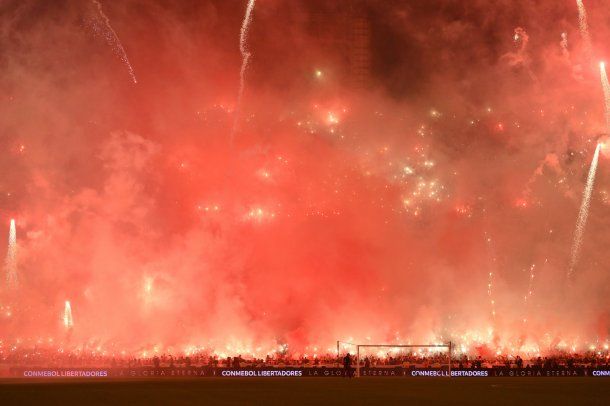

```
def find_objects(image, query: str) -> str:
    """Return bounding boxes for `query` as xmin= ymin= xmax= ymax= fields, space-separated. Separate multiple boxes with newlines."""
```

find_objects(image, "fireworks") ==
xmin=4 ymin=0 xmax=610 ymax=360
xmin=91 ymin=0 xmax=137 ymax=83
xmin=63 ymin=301 xmax=74 ymax=329
xmin=524 ymin=264 xmax=536 ymax=304
xmin=576 ymin=0 xmax=593 ymax=61
xmin=513 ymin=27 xmax=528 ymax=48
xmin=560 ymin=32 xmax=570 ymax=60
xmin=503 ymin=27 xmax=536 ymax=80
xmin=483 ymin=232 xmax=497 ymax=320
xmin=567 ymin=143 xmax=601 ymax=280
xmin=523 ymin=263 xmax=537 ymax=324
xmin=4 ymin=219 xmax=17 ymax=290
xmin=245 ymin=206 xmax=277 ymax=223
xmin=565 ymin=63 xmax=610 ymax=279
xmin=231 ymin=0 xmax=256 ymax=140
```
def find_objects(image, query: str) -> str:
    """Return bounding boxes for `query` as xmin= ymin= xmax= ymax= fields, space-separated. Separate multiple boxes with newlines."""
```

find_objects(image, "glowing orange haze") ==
xmin=2 ymin=0 xmax=610 ymax=358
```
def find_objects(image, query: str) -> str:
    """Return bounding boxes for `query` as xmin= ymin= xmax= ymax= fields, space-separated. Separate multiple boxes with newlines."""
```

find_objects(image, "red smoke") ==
xmin=1 ymin=0 xmax=610 ymax=357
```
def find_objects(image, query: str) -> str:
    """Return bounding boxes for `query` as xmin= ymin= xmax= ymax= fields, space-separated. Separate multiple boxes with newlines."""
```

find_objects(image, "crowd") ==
xmin=1 ymin=347 xmax=610 ymax=369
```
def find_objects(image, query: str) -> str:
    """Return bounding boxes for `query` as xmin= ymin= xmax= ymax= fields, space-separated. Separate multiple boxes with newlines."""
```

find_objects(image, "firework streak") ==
xmin=92 ymin=0 xmax=137 ymax=83
xmin=4 ymin=219 xmax=17 ymax=290
xmin=230 ymin=0 xmax=256 ymax=140
xmin=567 ymin=144 xmax=601 ymax=279
xmin=576 ymin=0 xmax=593 ymax=61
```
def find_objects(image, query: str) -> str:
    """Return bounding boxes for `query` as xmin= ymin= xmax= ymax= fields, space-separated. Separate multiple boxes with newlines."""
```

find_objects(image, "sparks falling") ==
xmin=522 ymin=263 xmax=537 ymax=324
xmin=230 ymin=0 xmax=256 ymax=139
xmin=483 ymin=231 xmax=497 ymax=319
xmin=576 ymin=0 xmax=593 ymax=61
xmin=566 ymin=63 xmax=610 ymax=277
xmin=560 ymin=32 xmax=570 ymax=60
xmin=4 ymin=219 xmax=17 ymax=290
xmin=524 ymin=264 xmax=536 ymax=305
xmin=63 ymin=300 xmax=74 ymax=328
xmin=567 ymin=143 xmax=601 ymax=280
xmin=92 ymin=0 xmax=137 ymax=84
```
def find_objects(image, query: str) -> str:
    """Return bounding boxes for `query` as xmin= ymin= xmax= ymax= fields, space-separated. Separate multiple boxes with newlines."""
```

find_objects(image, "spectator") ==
xmin=343 ymin=353 xmax=352 ymax=378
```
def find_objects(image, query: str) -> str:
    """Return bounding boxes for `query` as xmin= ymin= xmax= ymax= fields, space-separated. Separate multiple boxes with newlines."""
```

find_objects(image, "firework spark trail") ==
xmin=92 ymin=0 xmax=137 ymax=84
xmin=63 ymin=300 xmax=74 ymax=328
xmin=524 ymin=264 xmax=536 ymax=304
xmin=576 ymin=0 xmax=593 ymax=61
xmin=560 ymin=32 xmax=570 ymax=60
xmin=568 ymin=143 xmax=602 ymax=279
xmin=483 ymin=231 xmax=497 ymax=319
xmin=566 ymin=65 xmax=610 ymax=277
xmin=600 ymin=62 xmax=610 ymax=129
xmin=522 ymin=263 xmax=537 ymax=324
xmin=4 ymin=219 xmax=17 ymax=290
xmin=230 ymin=0 xmax=256 ymax=140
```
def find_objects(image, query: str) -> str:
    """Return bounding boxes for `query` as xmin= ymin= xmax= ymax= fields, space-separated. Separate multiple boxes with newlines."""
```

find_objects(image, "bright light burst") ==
xmin=4 ymin=219 xmax=17 ymax=290
xmin=63 ymin=301 xmax=74 ymax=329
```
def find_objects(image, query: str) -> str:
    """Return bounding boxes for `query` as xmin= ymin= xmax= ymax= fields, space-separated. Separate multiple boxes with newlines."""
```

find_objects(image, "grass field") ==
xmin=1 ymin=377 xmax=610 ymax=405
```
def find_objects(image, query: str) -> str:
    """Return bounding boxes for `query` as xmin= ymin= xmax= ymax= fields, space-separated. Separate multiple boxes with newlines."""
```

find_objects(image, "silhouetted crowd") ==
xmin=2 ymin=348 xmax=610 ymax=370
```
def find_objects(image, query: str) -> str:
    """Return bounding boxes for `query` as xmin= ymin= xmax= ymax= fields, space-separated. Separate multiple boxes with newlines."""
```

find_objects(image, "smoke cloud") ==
xmin=1 ymin=0 xmax=610 ymax=356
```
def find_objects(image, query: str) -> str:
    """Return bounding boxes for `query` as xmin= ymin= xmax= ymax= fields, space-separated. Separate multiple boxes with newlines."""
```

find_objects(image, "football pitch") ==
xmin=1 ymin=377 xmax=610 ymax=405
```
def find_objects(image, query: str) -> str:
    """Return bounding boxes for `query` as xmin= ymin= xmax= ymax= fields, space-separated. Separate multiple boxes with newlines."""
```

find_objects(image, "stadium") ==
xmin=2 ymin=0 xmax=610 ymax=404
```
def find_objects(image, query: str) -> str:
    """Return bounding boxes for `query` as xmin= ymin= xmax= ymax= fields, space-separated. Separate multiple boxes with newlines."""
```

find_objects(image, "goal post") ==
xmin=354 ymin=342 xmax=453 ymax=377
xmin=336 ymin=341 xmax=357 ymax=367
xmin=336 ymin=341 xmax=356 ymax=357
